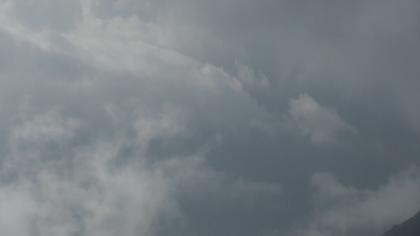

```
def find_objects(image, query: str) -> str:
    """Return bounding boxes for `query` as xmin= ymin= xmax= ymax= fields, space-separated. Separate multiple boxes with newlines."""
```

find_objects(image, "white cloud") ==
xmin=287 ymin=94 xmax=357 ymax=145
xmin=4 ymin=110 xmax=81 ymax=178
xmin=134 ymin=108 xmax=186 ymax=149
xmin=0 ymin=138 xmax=181 ymax=236
xmin=0 ymin=3 xmax=280 ymax=235
xmin=297 ymin=167 xmax=420 ymax=236
xmin=0 ymin=1 xmax=419 ymax=235
xmin=0 ymin=107 xmax=282 ymax=236
xmin=10 ymin=109 xmax=80 ymax=145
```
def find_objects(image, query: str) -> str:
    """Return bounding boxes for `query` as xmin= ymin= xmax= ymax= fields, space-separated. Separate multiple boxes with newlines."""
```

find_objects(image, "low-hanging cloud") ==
xmin=0 ymin=1 xmax=282 ymax=235
xmin=286 ymin=93 xmax=357 ymax=145
xmin=0 ymin=0 xmax=419 ymax=235
xmin=296 ymin=167 xmax=420 ymax=236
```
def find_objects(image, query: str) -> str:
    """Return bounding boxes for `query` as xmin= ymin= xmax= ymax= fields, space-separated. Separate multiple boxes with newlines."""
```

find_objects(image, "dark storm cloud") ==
xmin=0 ymin=0 xmax=419 ymax=236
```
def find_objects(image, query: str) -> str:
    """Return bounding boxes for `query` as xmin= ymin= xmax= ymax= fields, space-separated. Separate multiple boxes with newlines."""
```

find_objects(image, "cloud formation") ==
xmin=287 ymin=94 xmax=357 ymax=145
xmin=0 ymin=0 xmax=419 ymax=235
xmin=0 ymin=106 xmax=281 ymax=236
xmin=297 ymin=167 xmax=420 ymax=236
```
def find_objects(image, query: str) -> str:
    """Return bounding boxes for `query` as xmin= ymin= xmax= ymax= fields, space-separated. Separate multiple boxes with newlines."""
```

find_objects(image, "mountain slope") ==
xmin=383 ymin=211 xmax=420 ymax=236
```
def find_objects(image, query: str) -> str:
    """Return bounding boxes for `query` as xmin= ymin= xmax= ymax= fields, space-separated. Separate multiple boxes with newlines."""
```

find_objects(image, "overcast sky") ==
xmin=0 ymin=0 xmax=420 ymax=235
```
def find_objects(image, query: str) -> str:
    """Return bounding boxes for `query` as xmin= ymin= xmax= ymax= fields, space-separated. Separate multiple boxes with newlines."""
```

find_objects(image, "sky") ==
xmin=0 ymin=0 xmax=419 ymax=235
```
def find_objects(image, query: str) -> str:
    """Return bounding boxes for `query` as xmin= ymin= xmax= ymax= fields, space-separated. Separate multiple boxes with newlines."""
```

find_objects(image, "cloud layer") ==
xmin=299 ymin=168 xmax=420 ymax=236
xmin=287 ymin=93 xmax=357 ymax=145
xmin=0 ymin=0 xmax=419 ymax=235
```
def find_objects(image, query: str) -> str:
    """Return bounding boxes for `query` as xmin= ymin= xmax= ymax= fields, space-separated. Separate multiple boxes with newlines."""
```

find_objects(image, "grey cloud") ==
xmin=0 ymin=106 xmax=281 ymax=236
xmin=286 ymin=93 xmax=357 ymax=145
xmin=295 ymin=167 xmax=420 ymax=236
xmin=0 ymin=0 xmax=420 ymax=236
xmin=3 ymin=0 xmax=82 ymax=30
xmin=0 ymin=3 xmax=281 ymax=235
xmin=0 ymin=137 xmax=181 ymax=236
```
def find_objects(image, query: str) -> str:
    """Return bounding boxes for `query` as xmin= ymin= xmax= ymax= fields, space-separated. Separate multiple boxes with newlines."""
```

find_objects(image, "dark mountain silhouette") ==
xmin=383 ymin=211 xmax=420 ymax=236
